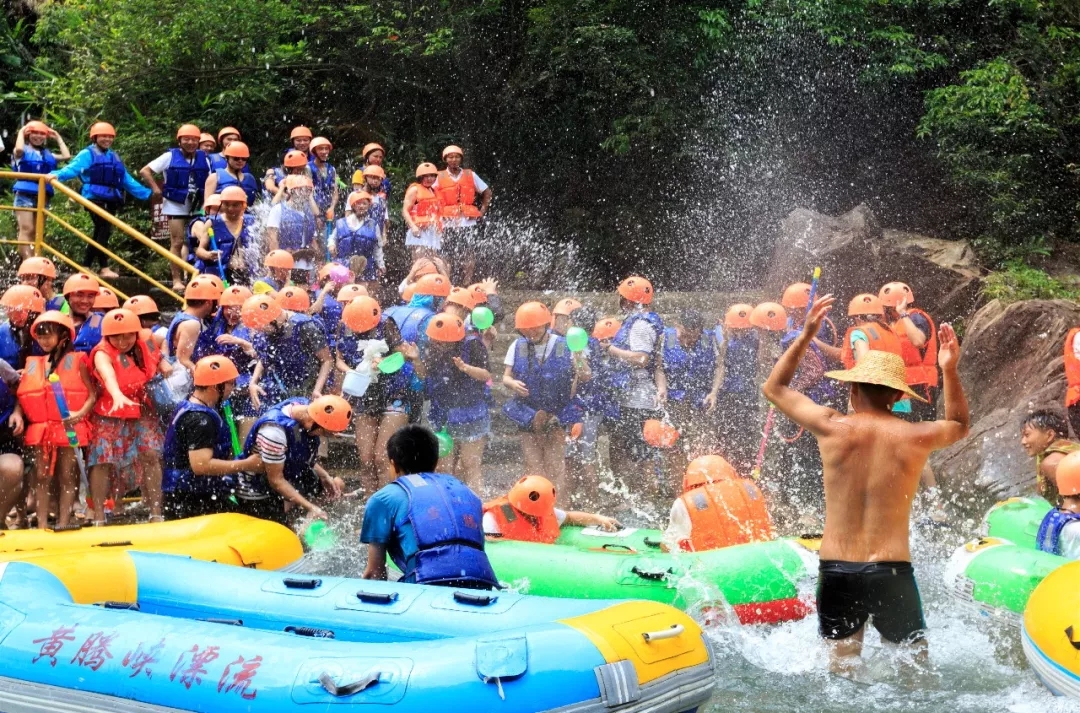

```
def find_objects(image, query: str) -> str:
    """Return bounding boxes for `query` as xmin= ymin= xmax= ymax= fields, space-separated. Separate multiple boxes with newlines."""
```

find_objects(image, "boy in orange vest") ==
xmin=482 ymin=475 xmax=620 ymax=543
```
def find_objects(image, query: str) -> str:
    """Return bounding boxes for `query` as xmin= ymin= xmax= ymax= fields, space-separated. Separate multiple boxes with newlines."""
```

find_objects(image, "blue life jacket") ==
xmin=12 ymin=147 xmax=57 ymax=196
xmin=385 ymin=304 xmax=435 ymax=343
xmin=427 ymin=334 xmax=489 ymax=428
xmin=166 ymin=312 xmax=219 ymax=362
xmin=162 ymin=401 xmax=234 ymax=495
xmin=85 ymin=146 xmax=127 ymax=202
xmin=185 ymin=216 xmax=207 ymax=266
xmin=315 ymin=290 xmax=343 ymax=349
xmin=780 ymin=328 xmax=843 ymax=406
xmin=257 ymin=313 xmax=318 ymax=393
xmin=309 ymin=160 xmax=337 ymax=212
xmin=608 ymin=311 xmax=665 ymax=389
xmin=73 ymin=312 xmax=104 ymax=354
xmin=276 ymin=203 xmax=317 ymax=251
xmin=162 ymin=148 xmax=211 ymax=205
xmin=197 ymin=214 xmax=252 ymax=275
xmin=575 ymin=336 xmax=619 ymax=420
xmin=0 ymin=324 xmax=21 ymax=366
xmin=503 ymin=334 xmax=578 ymax=427
xmin=213 ymin=168 xmax=259 ymax=205
xmin=241 ymin=398 xmax=320 ymax=496
xmin=1037 ymin=509 xmax=1080 ymax=556
xmin=45 ymin=295 xmax=66 ymax=312
xmin=391 ymin=472 xmax=498 ymax=589
xmin=721 ymin=329 xmax=759 ymax=394
xmin=662 ymin=327 xmax=717 ymax=405
xmin=213 ymin=320 xmax=255 ymax=388
xmin=336 ymin=318 xmax=413 ymax=399
xmin=368 ymin=194 xmax=387 ymax=227
xmin=334 ymin=217 xmax=379 ymax=279
xmin=210 ymin=153 xmax=227 ymax=171
xmin=0 ymin=376 xmax=15 ymax=427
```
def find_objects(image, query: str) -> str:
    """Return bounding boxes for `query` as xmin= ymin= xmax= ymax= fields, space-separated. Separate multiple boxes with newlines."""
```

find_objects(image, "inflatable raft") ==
xmin=484 ymin=526 xmax=819 ymax=625
xmin=0 ymin=552 xmax=717 ymax=713
xmin=980 ymin=496 xmax=1052 ymax=546
xmin=1022 ymin=560 xmax=1080 ymax=697
xmin=0 ymin=514 xmax=303 ymax=602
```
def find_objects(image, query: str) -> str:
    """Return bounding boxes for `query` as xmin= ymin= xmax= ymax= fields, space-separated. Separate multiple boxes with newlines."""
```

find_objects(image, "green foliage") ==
xmin=981 ymin=260 xmax=1080 ymax=304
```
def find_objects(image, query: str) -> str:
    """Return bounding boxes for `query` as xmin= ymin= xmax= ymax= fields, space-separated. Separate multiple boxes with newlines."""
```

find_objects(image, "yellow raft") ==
xmin=1022 ymin=560 xmax=1080 ymax=697
xmin=0 ymin=514 xmax=303 ymax=603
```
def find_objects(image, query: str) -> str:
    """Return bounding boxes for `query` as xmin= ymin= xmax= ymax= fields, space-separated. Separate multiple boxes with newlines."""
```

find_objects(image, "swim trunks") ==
xmin=817 ymin=560 xmax=926 ymax=644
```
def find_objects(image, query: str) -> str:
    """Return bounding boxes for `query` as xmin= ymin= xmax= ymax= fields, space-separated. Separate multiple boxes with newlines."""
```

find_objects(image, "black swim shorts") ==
xmin=817 ymin=560 xmax=926 ymax=644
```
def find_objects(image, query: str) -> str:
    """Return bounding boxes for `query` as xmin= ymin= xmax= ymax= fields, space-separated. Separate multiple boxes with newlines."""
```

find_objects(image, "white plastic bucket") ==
xmin=342 ymin=370 xmax=371 ymax=397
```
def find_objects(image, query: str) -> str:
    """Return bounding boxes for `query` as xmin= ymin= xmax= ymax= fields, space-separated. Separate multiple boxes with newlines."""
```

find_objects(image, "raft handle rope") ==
xmin=319 ymin=671 xmax=381 ymax=697
xmin=599 ymin=543 xmax=637 ymax=554
xmin=285 ymin=625 xmax=335 ymax=639
xmin=283 ymin=576 xmax=322 ymax=589
xmin=642 ymin=624 xmax=684 ymax=643
xmin=453 ymin=591 xmax=497 ymax=606
xmin=631 ymin=565 xmax=673 ymax=581
xmin=1066 ymin=625 xmax=1080 ymax=650
xmin=356 ymin=590 xmax=399 ymax=604
xmin=91 ymin=540 xmax=133 ymax=547
xmin=643 ymin=536 xmax=662 ymax=548
xmin=94 ymin=601 xmax=140 ymax=611
xmin=203 ymin=617 xmax=244 ymax=626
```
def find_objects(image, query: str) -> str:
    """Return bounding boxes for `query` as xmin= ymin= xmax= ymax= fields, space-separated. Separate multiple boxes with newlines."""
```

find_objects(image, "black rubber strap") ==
xmin=96 ymin=601 xmax=140 ymax=610
xmin=453 ymin=591 xmax=496 ymax=606
xmin=356 ymin=590 xmax=398 ymax=604
xmin=319 ymin=671 xmax=380 ymax=697
xmin=285 ymin=625 xmax=335 ymax=638
xmin=283 ymin=577 xmax=322 ymax=589
xmin=631 ymin=565 xmax=671 ymax=581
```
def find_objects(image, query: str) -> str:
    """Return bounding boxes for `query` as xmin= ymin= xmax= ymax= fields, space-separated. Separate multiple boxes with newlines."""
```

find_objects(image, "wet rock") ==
xmin=764 ymin=204 xmax=982 ymax=322
xmin=932 ymin=299 xmax=1080 ymax=501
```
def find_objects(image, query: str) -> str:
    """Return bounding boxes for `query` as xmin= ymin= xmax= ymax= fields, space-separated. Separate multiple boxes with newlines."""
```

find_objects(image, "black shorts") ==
xmin=163 ymin=490 xmax=236 ymax=521
xmin=610 ymin=407 xmax=661 ymax=463
xmin=817 ymin=560 xmax=926 ymax=644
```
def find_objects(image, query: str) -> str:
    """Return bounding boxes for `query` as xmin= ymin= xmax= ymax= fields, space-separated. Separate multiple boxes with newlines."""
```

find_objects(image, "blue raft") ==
xmin=0 ymin=552 xmax=716 ymax=713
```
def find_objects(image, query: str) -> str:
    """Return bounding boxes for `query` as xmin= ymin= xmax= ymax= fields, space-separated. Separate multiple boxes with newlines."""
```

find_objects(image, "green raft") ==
xmin=483 ymin=526 xmax=819 ymax=625
xmin=945 ymin=497 xmax=1061 ymax=619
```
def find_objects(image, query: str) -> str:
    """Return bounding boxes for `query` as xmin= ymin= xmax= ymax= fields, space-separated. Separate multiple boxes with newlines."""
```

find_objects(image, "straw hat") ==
xmin=824 ymin=351 xmax=926 ymax=402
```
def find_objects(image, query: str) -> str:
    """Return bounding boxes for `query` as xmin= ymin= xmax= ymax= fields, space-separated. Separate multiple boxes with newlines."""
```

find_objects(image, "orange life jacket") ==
xmin=840 ymin=323 xmax=903 ymax=370
xmin=483 ymin=497 xmax=561 ymax=544
xmin=434 ymin=169 xmax=482 ymax=219
xmin=1065 ymin=327 xmax=1080 ymax=407
xmin=18 ymin=352 xmax=91 ymax=446
xmin=678 ymin=479 xmax=773 ymax=552
xmin=90 ymin=338 xmax=156 ymax=419
xmin=407 ymin=183 xmax=442 ymax=229
xmin=891 ymin=308 xmax=939 ymax=387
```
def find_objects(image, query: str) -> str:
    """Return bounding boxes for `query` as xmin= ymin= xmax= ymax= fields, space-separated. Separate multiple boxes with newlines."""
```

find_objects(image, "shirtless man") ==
xmin=763 ymin=296 xmax=969 ymax=675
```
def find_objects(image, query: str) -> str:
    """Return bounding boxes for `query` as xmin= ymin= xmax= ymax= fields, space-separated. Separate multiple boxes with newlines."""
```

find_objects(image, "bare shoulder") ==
xmin=905 ymin=416 xmax=968 ymax=450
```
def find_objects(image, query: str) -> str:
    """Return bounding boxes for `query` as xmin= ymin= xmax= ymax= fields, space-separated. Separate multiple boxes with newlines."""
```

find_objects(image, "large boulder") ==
xmin=931 ymin=299 xmax=1080 ymax=501
xmin=764 ymin=204 xmax=982 ymax=322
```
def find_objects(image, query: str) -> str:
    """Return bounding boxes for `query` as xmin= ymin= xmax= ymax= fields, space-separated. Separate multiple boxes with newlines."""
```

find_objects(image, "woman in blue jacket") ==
xmin=12 ymin=120 xmax=70 ymax=260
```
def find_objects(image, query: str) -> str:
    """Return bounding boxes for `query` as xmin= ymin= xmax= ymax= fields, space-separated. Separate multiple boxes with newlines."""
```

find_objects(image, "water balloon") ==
xmin=303 ymin=520 xmax=338 ymax=551
xmin=471 ymin=306 xmax=495 ymax=330
xmin=436 ymin=429 xmax=454 ymax=458
xmin=378 ymin=351 xmax=405 ymax=374
xmin=566 ymin=326 xmax=588 ymax=352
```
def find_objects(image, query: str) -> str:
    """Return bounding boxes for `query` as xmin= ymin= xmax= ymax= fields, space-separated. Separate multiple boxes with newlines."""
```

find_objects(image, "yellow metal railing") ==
xmin=0 ymin=171 xmax=197 ymax=304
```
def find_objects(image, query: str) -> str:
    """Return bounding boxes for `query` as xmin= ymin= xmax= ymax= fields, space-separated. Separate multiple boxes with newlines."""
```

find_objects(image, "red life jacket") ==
xmin=840 ymin=323 xmax=903 ymax=370
xmin=678 ymin=479 xmax=773 ymax=552
xmin=891 ymin=308 xmax=939 ymax=387
xmin=18 ymin=352 xmax=91 ymax=446
xmin=407 ymin=183 xmax=442 ymax=229
xmin=434 ymin=170 xmax=481 ymax=219
xmin=90 ymin=338 xmax=156 ymax=419
xmin=1066 ymin=328 xmax=1080 ymax=407
xmin=482 ymin=496 xmax=561 ymax=544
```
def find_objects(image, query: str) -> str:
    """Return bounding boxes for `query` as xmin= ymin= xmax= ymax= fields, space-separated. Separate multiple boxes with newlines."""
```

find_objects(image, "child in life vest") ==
xmin=1036 ymin=450 xmax=1080 ymax=558
xmin=88 ymin=308 xmax=166 ymax=525
xmin=19 ymin=311 xmax=96 ymax=530
xmin=1020 ymin=409 xmax=1078 ymax=502
xmin=482 ymin=475 xmax=620 ymax=543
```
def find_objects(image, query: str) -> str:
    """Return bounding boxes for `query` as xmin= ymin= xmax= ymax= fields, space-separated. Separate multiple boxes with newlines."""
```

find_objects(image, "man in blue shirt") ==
xmin=360 ymin=425 xmax=498 ymax=589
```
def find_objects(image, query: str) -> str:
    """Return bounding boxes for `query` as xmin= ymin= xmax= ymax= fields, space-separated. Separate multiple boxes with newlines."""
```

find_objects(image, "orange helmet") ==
xmin=93 ymin=287 xmax=120 ymax=310
xmin=89 ymin=122 xmax=116 ymax=139
xmin=23 ymin=121 xmax=50 ymax=135
xmin=878 ymin=282 xmax=914 ymax=308
xmin=415 ymin=162 xmax=438 ymax=178
xmin=509 ymin=475 xmax=556 ymax=517
xmin=515 ymin=301 xmax=552 ymax=330
xmin=241 ymin=295 xmax=283 ymax=330
xmin=204 ymin=193 xmax=222 ymax=209
xmin=100 ymin=308 xmax=142 ymax=336
xmin=1 ymin=285 xmax=44 ymax=313
xmin=264 ymin=250 xmax=295 ymax=270
xmin=199 ymin=133 xmax=217 ymax=148
xmin=553 ymin=298 xmax=582 ymax=317
xmin=750 ymin=302 xmax=788 ymax=332
xmin=1057 ymin=451 xmax=1080 ymax=496
xmin=682 ymin=455 xmax=739 ymax=491
xmin=200 ymin=274 xmax=225 ymax=293
xmin=63 ymin=273 xmax=100 ymax=296
xmin=348 ymin=191 xmax=373 ymax=210
xmin=18 ymin=256 xmax=57 ymax=279
xmin=848 ymin=293 xmax=884 ymax=317
xmin=221 ymin=141 xmax=250 ymax=159
xmin=32 ymin=310 xmax=75 ymax=340
xmin=426 ymin=313 xmax=466 ymax=342
xmin=185 ymin=275 xmax=223 ymax=302
xmin=402 ymin=284 xmax=417 ymax=303
xmin=363 ymin=164 xmax=386 ymax=179
xmin=781 ymin=283 xmax=813 ymax=309
xmin=362 ymin=142 xmax=385 ymax=158
xmin=618 ymin=276 xmax=654 ymax=305
xmin=413 ymin=273 xmax=451 ymax=298
xmin=217 ymin=126 xmax=241 ymax=142
xmin=283 ymin=150 xmax=308 ymax=168
xmin=218 ymin=186 xmax=248 ymax=204
xmin=724 ymin=304 xmax=754 ymax=329
xmin=276 ymin=286 xmax=310 ymax=312
xmin=193 ymin=355 xmax=239 ymax=387
xmin=442 ymin=145 xmax=464 ymax=158
xmin=342 ymin=296 xmax=382 ymax=333
xmin=309 ymin=136 xmax=333 ymax=152
xmin=446 ymin=287 xmax=475 ymax=310
xmin=290 ymin=125 xmax=313 ymax=140
xmin=643 ymin=419 xmax=680 ymax=448
xmin=176 ymin=123 xmax=201 ymax=140
xmin=219 ymin=285 xmax=253 ymax=307
xmin=412 ymin=259 xmax=439 ymax=278
xmin=282 ymin=174 xmax=313 ymax=190
xmin=123 ymin=294 xmax=160 ymax=316
xmin=336 ymin=283 xmax=368 ymax=303
xmin=308 ymin=394 xmax=352 ymax=432
xmin=592 ymin=318 xmax=622 ymax=340
xmin=467 ymin=283 xmax=489 ymax=304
